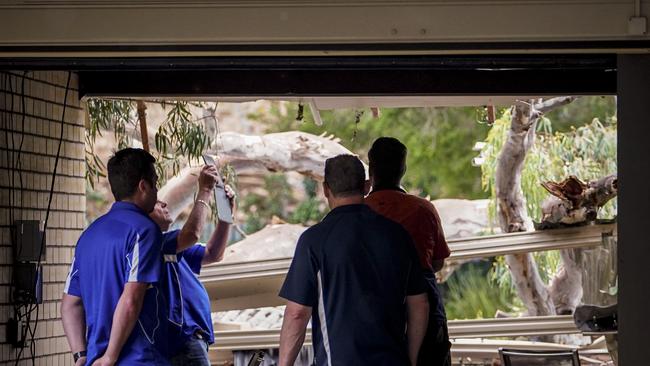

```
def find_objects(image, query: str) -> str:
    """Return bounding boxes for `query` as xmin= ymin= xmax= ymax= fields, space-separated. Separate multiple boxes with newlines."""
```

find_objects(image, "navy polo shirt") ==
xmin=279 ymin=204 xmax=427 ymax=366
xmin=161 ymin=230 xmax=214 ymax=356
xmin=64 ymin=201 xmax=169 ymax=365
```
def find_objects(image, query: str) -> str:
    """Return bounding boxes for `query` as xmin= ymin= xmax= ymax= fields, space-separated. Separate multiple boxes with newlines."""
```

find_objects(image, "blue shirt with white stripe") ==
xmin=279 ymin=204 xmax=428 ymax=366
xmin=64 ymin=201 xmax=169 ymax=365
xmin=161 ymin=230 xmax=214 ymax=356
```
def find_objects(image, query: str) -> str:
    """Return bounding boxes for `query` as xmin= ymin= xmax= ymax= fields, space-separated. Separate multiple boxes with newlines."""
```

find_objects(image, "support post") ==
xmin=617 ymin=54 xmax=650 ymax=366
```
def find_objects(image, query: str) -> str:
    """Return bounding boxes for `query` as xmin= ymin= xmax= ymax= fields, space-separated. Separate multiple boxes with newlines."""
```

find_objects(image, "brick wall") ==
xmin=0 ymin=71 xmax=85 ymax=365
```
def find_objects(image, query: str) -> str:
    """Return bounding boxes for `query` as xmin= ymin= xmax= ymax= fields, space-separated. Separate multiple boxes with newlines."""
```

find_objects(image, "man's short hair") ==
xmin=324 ymin=154 xmax=366 ymax=197
xmin=368 ymin=137 xmax=407 ymax=184
xmin=107 ymin=148 xmax=157 ymax=201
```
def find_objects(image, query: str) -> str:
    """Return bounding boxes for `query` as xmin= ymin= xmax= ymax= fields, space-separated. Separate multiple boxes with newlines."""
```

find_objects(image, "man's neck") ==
xmin=118 ymin=197 xmax=147 ymax=212
xmin=371 ymin=180 xmax=403 ymax=192
xmin=328 ymin=196 xmax=364 ymax=210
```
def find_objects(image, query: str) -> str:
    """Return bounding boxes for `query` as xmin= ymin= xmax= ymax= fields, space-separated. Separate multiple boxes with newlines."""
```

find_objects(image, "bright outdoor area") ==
xmin=83 ymin=96 xmax=618 ymax=366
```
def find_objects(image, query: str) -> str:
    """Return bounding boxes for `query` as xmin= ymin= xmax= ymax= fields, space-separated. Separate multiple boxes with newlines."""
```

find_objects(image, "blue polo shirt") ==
xmin=161 ymin=230 xmax=214 ymax=356
xmin=279 ymin=204 xmax=428 ymax=366
xmin=64 ymin=201 xmax=169 ymax=365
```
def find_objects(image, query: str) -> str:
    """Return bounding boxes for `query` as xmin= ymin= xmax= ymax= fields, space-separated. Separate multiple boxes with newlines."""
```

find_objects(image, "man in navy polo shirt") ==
xmin=148 ymin=164 xmax=234 ymax=366
xmin=278 ymin=154 xmax=430 ymax=366
xmin=62 ymin=148 xmax=169 ymax=365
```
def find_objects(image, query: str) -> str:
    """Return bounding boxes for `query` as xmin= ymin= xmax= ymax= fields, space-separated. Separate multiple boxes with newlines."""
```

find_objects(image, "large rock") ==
xmin=221 ymin=223 xmax=307 ymax=263
xmin=221 ymin=199 xmax=491 ymax=263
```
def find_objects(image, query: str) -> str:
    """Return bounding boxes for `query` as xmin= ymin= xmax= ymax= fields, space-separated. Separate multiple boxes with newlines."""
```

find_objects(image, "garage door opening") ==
xmin=76 ymin=54 xmax=618 ymax=366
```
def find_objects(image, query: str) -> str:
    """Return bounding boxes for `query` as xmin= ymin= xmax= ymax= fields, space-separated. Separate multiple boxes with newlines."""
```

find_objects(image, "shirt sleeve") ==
xmin=180 ymin=244 xmax=206 ymax=275
xmin=426 ymin=203 xmax=451 ymax=260
xmin=278 ymin=233 xmax=318 ymax=307
xmin=405 ymin=233 xmax=428 ymax=296
xmin=126 ymin=225 xmax=163 ymax=284
xmin=63 ymin=255 xmax=81 ymax=297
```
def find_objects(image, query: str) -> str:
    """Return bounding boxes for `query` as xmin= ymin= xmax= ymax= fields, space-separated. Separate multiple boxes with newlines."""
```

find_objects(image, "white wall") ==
xmin=0 ymin=0 xmax=648 ymax=56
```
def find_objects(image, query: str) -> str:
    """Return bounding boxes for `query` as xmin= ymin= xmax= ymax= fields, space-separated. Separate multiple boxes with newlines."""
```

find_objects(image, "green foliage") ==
xmin=85 ymin=99 xmax=213 ymax=187
xmin=544 ymin=96 xmax=616 ymax=132
xmin=289 ymin=178 xmax=326 ymax=224
xmin=239 ymin=174 xmax=326 ymax=233
xmin=480 ymin=108 xmax=617 ymax=224
xmin=444 ymin=262 xmax=521 ymax=320
xmin=259 ymin=103 xmax=491 ymax=199
xmin=154 ymin=101 xmax=213 ymax=183
xmin=85 ymin=99 xmax=135 ymax=188
xmin=240 ymin=174 xmax=293 ymax=233
xmin=480 ymin=97 xmax=617 ymax=291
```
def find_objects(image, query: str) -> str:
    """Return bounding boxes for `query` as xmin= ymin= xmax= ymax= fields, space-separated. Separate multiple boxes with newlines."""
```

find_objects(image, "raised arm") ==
xmin=406 ymin=293 xmax=429 ymax=366
xmin=176 ymin=165 xmax=218 ymax=252
xmin=202 ymin=185 xmax=235 ymax=264
xmin=279 ymin=300 xmax=312 ymax=366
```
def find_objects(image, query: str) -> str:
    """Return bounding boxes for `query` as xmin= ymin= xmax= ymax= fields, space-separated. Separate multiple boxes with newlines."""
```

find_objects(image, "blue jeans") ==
xmin=170 ymin=337 xmax=210 ymax=366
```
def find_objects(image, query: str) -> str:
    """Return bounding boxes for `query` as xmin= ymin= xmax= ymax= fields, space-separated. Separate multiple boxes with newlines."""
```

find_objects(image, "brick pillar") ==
xmin=0 ymin=71 xmax=85 ymax=365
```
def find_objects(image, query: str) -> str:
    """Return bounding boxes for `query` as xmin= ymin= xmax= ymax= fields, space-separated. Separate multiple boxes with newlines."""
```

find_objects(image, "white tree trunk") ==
xmin=158 ymin=166 xmax=203 ymax=221
xmin=549 ymin=249 xmax=584 ymax=315
xmin=210 ymin=131 xmax=364 ymax=180
xmin=496 ymin=97 xmax=575 ymax=317
xmin=159 ymin=131 xmax=361 ymax=220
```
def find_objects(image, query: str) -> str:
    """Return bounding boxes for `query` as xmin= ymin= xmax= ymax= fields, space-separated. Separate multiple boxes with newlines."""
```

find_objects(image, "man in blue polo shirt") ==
xmin=278 ymin=154 xmax=430 ymax=366
xmin=148 ymin=164 xmax=234 ymax=366
xmin=62 ymin=148 xmax=169 ymax=365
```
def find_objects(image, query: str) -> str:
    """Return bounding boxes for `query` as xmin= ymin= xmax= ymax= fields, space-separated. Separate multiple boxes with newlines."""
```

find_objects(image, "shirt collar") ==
xmin=325 ymin=203 xmax=370 ymax=218
xmin=110 ymin=201 xmax=148 ymax=215
xmin=369 ymin=184 xmax=407 ymax=195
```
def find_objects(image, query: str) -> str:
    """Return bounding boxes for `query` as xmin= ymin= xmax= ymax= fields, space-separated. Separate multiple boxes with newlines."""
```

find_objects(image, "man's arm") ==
xmin=279 ymin=300 xmax=312 ymax=366
xmin=176 ymin=165 xmax=218 ymax=252
xmin=201 ymin=184 xmax=235 ymax=264
xmin=201 ymin=219 xmax=231 ymax=264
xmin=406 ymin=293 xmax=429 ymax=366
xmin=425 ymin=203 xmax=450 ymax=273
xmin=91 ymin=283 xmax=149 ymax=366
xmin=61 ymin=294 xmax=87 ymax=366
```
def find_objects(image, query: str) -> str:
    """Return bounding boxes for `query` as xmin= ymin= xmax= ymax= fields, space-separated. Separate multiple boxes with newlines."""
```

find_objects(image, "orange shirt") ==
xmin=365 ymin=189 xmax=450 ymax=271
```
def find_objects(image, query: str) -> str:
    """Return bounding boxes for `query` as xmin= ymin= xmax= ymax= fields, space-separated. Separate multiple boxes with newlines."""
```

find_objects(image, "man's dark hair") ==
xmin=107 ymin=148 xmax=157 ymax=201
xmin=324 ymin=154 xmax=366 ymax=197
xmin=368 ymin=137 xmax=407 ymax=185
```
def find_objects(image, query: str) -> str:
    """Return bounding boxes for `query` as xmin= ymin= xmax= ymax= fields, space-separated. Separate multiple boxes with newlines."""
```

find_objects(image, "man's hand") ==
xmin=198 ymin=164 xmax=219 ymax=193
xmin=406 ymin=293 xmax=429 ymax=366
xmin=91 ymin=355 xmax=115 ymax=366
xmin=75 ymin=356 xmax=86 ymax=366
xmin=202 ymin=183 xmax=235 ymax=265
xmin=224 ymin=184 xmax=236 ymax=218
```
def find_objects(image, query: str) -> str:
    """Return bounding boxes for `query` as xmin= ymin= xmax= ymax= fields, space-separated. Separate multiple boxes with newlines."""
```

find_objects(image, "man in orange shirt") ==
xmin=365 ymin=137 xmax=452 ymax=366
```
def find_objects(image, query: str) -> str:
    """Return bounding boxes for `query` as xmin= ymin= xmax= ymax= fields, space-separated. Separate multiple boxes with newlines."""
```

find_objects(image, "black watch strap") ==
xmin=73 ymin=351 xmax=87 ymax=363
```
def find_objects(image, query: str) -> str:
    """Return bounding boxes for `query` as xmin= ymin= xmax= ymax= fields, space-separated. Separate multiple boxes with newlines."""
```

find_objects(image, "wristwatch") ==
xmin=73 ymin=351 xmax=87 ymax=363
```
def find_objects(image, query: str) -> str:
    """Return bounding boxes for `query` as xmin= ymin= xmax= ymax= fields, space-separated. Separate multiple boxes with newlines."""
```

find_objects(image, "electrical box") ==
xmin=13 ymin=220 xmax=45 ymax=262
xmin=13 ymin=263 xmax=43 ymax=304
xmin=7 ymin=318 xmax=25 ymax=348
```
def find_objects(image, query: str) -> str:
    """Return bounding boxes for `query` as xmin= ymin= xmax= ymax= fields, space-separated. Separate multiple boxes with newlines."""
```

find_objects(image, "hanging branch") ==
xmin=136 ymin=100 xmax=150 ymax=152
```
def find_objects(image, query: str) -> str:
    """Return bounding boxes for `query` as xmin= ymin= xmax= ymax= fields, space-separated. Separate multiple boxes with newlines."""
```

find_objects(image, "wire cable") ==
xmin=12 ymin=71 xmax=72 ymax=366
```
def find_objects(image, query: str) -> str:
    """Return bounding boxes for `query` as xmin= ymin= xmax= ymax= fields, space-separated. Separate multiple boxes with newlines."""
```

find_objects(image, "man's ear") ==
xmin=363 ymin=180 xmax=371 ymax=196
xmin=137 ymin=179 xmax=149 ymax=195
xmin=322 ymin=182 xmax=331 ymax=199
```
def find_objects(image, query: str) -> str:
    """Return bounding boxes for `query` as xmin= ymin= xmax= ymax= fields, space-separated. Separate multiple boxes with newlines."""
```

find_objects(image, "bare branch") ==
xmin=534 ymin=96 xmax=578 ymax=114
